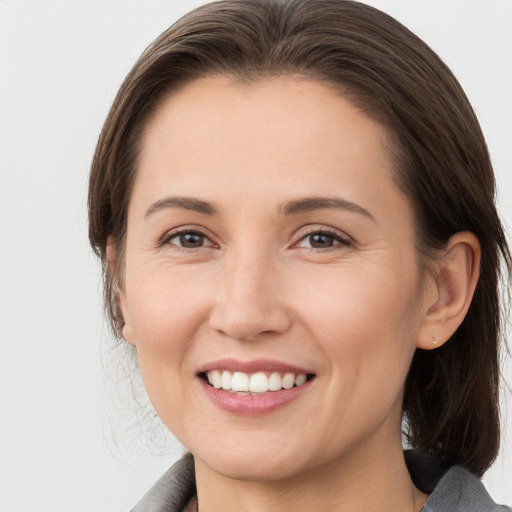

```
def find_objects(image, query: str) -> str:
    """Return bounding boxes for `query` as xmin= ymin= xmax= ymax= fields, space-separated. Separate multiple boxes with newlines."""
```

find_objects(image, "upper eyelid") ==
xmin=159 ymin=225 xmax=217 ymax=247
xmin=158 ymin=224 xmax=353 ymax=247
xmin=169 ymin=231 xmax=212 ymax=243
xmin=294 ymin=233 xmax=351 ymax=249
xmin=291 ymin=226 xmax=356 ymax=252
xmin=294 ymin=225 xmax=352 ymax=242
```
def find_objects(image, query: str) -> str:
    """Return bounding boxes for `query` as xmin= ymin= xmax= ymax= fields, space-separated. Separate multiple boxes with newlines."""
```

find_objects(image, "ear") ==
xmin=106 ymin=239 xmax=136 ymax=346
xmin=417 ymin=232 xmax=481 ymax=350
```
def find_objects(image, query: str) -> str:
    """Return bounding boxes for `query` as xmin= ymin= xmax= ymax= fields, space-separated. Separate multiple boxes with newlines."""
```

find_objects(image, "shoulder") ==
xmin=130 ymin=451 xmax=511 ymax=512
xmin=405 ymin=450 xmax=510 ymax=512
xmin=130 ymin=452 xmax=196 ymax=512
xmin=423 ymin=465 xmax=510 ymax=512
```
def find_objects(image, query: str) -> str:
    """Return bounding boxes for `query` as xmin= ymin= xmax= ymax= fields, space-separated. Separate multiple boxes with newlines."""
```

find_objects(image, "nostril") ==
xmin=208 ymin=297 xmax=292 ymax=342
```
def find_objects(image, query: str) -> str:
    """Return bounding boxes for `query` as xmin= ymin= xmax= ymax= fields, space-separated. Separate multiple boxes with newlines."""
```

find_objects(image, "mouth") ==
xmin=196 ymin=359 xmax=316 ymax=414
xmin=200 ymin=370 xmax=314 ymax=394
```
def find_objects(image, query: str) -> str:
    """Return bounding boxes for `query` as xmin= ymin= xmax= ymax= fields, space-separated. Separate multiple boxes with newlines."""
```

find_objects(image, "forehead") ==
xmin=137 ymin=75 xmax=395 ymax=195
xmin=142 ymin=75 xmax=389 ymax=151
xmin=129 ymin=74 xmax=413 ymax=237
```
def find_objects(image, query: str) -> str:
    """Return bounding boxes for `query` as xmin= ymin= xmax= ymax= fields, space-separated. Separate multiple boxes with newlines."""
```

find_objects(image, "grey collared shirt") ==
xmin=130 ymin=451 xmax=511 ymax=512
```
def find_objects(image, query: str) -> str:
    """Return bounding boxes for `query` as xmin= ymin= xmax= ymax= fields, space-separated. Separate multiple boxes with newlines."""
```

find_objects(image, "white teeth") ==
xmin=295 ymin=373 xmax=307 ymax=386
xmin=249 ymin=372 xmax=268 ymax=393
xmin=282 ymin=373 xmax=295 ymax=390
xmin=205 ymin=370 xmax=309 ymax=393
xmin=268 ymin=372 xmax=282 ymax=391
xmin=221 ymin=371 xmax=232 ymax=390
xmin=231 ymin=372 xmax=249 ymax=392
xmin=212 ymin=370 xmax=222 ymax=389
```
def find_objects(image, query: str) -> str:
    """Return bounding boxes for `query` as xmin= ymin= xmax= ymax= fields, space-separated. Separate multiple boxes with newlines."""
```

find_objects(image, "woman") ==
xmin=88 ymin=1 xmax=511 ymax=510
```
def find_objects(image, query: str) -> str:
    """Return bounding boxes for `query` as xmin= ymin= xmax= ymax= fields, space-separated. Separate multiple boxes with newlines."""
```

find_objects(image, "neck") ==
xmin=193 ymin=436 xmax=427 ymax=512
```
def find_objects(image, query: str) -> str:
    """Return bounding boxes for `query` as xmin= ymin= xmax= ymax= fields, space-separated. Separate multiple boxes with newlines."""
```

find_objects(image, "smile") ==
xmin=205 ymin=370 xmax=308 ymax=393
xmin=198 ymin=359 xmax=315 ymax=415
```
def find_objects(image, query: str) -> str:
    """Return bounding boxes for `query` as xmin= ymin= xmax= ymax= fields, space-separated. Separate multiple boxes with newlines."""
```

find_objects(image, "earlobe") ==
xmin=107 ymin=239 xmax=136 ymax=346
xmin=118 ymin=293 xmax=136 ymax=346
xmin=417 ymin=232 xmax=481 ymax=350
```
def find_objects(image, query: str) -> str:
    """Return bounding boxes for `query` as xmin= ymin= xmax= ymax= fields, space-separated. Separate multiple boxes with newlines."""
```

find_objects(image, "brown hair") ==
xmin=88 ymin=0 xmax=510 ymax=475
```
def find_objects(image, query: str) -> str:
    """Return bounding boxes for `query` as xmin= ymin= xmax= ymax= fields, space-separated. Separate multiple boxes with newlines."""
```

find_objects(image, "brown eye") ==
xmin=167 ymin=231 xmax=212 ymax=248
xmin=295 ymin=230 xmax=351 ymax=250
xmin=308 ymin=233 xmax=335 ymax=248
xmin=180 ymin=233 xmax=204 ymax=247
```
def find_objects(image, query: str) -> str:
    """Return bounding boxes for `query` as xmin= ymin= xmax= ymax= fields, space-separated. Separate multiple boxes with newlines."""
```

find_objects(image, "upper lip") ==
xmin=198 ymin=358 xmax=313 ymax=375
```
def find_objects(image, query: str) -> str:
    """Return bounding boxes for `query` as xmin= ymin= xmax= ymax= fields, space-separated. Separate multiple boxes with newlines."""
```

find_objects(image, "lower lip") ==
xmin=198 ymin=377 xmax=313 ymax=416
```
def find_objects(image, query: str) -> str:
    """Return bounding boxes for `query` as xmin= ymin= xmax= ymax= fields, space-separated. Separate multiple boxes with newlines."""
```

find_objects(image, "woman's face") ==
xmin=119 ymin=76 xmax=429 ymax=480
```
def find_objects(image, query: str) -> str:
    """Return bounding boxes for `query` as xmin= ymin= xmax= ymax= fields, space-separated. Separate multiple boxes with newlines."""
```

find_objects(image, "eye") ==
xmin=295 ymin=230 xmax=351 ymax=249
xmin=165 ymin=230 xmax=214 ymax=249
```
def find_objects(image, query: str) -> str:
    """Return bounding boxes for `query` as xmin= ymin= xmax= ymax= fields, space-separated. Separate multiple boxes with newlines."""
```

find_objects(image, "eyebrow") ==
xmin=144 ymin=195 xmax=375 ymax=222
xmin=281 ymin=196 xmax=375 ymax=222
xmin=145 ymin=196 xmax=219 ymax=218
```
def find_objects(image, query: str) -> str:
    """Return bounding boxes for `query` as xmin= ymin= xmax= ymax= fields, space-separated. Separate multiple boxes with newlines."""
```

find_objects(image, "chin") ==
xmin=192 ymin=438 xmax=314 ymax=482
xmin=208 ymin=457 xmax=302 ymax=482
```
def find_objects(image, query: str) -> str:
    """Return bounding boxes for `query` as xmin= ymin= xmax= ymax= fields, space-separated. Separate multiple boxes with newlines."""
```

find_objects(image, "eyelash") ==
xmin=159 ymin=229 xmax=215 ymax=250
xmin=159 ymin=226 xmax=352 ymax=252
xmin=294 ymin=228 xmax=352 ymax=251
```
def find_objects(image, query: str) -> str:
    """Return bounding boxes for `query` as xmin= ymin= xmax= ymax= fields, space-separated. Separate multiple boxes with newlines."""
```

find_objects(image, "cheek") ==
xmin=296 ymin=258 xmax=422 ymax=395
xmin=123 ymin=264 xmax=213 ymax=397
xmin=127 ymin=262 xmax=208 ymax=342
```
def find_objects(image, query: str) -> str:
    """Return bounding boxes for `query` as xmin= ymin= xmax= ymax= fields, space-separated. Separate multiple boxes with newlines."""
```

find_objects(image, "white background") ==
xmin=0 ymin=1 xmax=510 ymax=511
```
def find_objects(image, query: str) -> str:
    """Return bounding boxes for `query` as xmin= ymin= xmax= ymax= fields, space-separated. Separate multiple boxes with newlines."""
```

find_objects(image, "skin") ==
xmin=116 ymin=75 xmax=480 ymax=512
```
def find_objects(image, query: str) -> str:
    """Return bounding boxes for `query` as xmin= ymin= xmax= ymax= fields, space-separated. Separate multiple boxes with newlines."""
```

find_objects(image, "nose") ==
xmin=208 ymin=249 xmax=292 ymax=342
